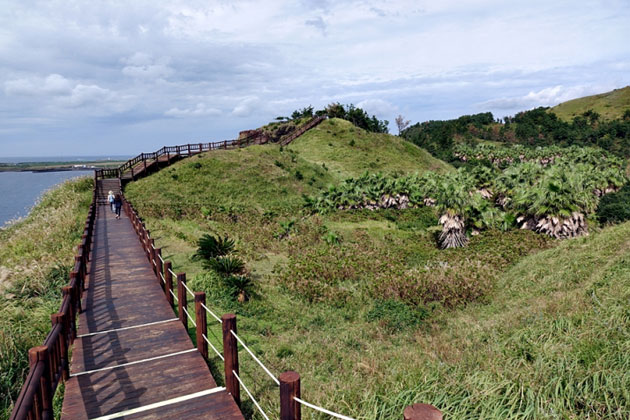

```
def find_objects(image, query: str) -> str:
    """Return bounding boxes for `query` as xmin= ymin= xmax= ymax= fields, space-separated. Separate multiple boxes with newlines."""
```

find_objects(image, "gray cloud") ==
xmin=0 ymin=1 xmax=629 ymax=156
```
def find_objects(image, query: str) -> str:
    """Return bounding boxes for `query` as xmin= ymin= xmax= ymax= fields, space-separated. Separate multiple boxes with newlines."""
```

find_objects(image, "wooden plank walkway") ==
xmin=61 ymin=204 xmax=243 ymax=419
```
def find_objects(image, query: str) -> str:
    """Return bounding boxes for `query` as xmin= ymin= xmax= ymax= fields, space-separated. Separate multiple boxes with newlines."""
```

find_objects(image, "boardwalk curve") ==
xmin=60 ymin=188 xmax=243 ymax=419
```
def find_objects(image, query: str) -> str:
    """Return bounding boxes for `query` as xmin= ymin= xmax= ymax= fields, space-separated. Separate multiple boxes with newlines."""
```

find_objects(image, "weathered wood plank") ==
xmin=61 ymin=203 xmax=243 ymax=420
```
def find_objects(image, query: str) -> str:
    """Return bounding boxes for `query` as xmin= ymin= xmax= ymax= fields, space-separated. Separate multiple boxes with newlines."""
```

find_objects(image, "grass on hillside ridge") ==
xmin=124 ymin=125 xmax=629 ymax=418
xmin=0 ymin=177 xmax=93 ymax=419
xmin=288 ymin=118 xmax=452 ymax=179
xmin=551 ymin=86 xmax=630 ymax=122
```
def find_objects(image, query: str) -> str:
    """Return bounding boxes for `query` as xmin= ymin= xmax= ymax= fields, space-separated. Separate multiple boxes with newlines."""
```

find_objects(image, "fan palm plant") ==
xmin=434 ymin=173 xmax=475 ymax=248
xmin=207 ymin=255 xmax=246 ymax=276
xmin=513 ymin=166 xmax=596 ymax=238
xmin=193 ymin=234 xmax=235 ymax=261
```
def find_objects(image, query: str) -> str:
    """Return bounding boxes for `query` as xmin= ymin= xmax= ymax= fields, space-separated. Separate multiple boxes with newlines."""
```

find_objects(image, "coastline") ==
xmin=0 ymin=161 xmax=124 ymax=173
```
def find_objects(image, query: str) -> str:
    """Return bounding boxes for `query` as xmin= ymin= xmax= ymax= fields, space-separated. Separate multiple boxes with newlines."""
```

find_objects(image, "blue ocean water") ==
xmin=0 ymin=170 xmax=93 ymax=228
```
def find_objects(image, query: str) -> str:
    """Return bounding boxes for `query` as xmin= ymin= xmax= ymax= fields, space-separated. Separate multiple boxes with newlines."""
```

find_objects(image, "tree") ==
xmin=395 ymin=115 xmax=410 ymax=135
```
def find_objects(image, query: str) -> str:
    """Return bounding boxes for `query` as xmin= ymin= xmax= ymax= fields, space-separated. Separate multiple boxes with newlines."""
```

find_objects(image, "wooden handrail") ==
xmin=9 ymin=183 xmax=97 ymax=420
xmin=95 ymin=118 xmax=321 ymax=180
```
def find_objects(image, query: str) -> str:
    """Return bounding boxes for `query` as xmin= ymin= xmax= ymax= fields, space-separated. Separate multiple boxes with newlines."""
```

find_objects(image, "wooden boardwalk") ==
xmin=61 ymin=204 xmax=243 ymax=419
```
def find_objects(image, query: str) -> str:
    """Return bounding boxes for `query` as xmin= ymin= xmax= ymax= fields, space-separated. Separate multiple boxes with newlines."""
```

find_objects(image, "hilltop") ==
xmin=551 ymin=86 xmax=630 ymax=121
xmin=287 ymin=118 xmax=451 ymax=178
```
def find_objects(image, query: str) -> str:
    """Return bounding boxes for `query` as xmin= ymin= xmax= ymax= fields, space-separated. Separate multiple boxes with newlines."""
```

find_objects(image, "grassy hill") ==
xmin=288 ymin=118 xmax=452 ymax=178
xmin=123 ymin=117 xmax=630 ymax=418
xmin=551 ymin=86 xmax=630 ymax=121
xmin=1 ymin=178 xmax=93 ymax=418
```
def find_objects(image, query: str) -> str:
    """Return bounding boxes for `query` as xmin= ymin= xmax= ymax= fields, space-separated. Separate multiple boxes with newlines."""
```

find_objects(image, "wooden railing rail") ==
xmin=95 ymin=116 xmax=324 ymax=181
xmin=121 ymin=192 xmax=381 ymax=420
xmin=10 ymin=176 xmax=97 ymax=420
xmin=95 ymin=135 xmax=261 ymax=181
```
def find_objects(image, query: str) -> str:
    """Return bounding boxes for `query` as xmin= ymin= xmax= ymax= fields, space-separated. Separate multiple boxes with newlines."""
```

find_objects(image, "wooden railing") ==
xmin=9 ymin=177 xmax=97 ymax=420
xmin=95 ymin=116 xmax=326 ymax=180
xmin=279 ymin=115 xmax=326 ymax=146
xmin=95 ymin=135 xmax=261 ymax=180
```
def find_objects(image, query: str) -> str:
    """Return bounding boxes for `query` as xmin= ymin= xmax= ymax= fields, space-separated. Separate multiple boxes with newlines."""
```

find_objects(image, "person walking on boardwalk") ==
xmin=107 ymin=190 xmax=115 ymax=213
xmin=114 ymin=193 xmax=123 ymax=219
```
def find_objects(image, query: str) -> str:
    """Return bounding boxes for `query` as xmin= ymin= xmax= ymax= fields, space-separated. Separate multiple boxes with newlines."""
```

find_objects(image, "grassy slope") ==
xmin=288 ymin=118 xmax=452 ymax=179
xmin=551 ymin=86 xmax=630 ymax=121
xmin=126 ymin=124 xmax=630 ymax=418
xmin=0 ymin=177 xmax=93 ymax=419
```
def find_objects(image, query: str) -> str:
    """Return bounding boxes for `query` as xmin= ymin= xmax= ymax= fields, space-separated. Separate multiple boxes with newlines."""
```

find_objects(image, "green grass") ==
xmin=0 ymin=177 xmax=93 ymax=419
xmin=288 ymin=118 xmax=452 ymax=179
xmin=123 ymin=125 xmax=630 ymax=418
xmin=551 ymin=86 xmax=630 ymax=121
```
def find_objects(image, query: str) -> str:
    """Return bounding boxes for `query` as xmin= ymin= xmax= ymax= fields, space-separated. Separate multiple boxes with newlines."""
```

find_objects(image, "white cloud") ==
xmin=232 ymin=97 xmax=261 ymax=117
xmin=478 ymin=85 xmax=614 ymax=110
xmin=356 ymin=99 xmax=397 ymax=118
xmin=165 ymin=103 xmax=222 ymax=117
xmin=64 ymin=84 xmax=113 ymax=107
xmin=1 ymin=0 xmax=629 ymax=155
xmin=122 ymin=53 xmax=174 ymax=79
xmin=4 ymin=74 xmax=73 ymax=96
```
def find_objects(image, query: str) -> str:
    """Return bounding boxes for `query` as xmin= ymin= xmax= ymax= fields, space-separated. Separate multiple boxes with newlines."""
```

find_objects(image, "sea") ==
xmin=0 ymin=155 xmax=129 ymax=228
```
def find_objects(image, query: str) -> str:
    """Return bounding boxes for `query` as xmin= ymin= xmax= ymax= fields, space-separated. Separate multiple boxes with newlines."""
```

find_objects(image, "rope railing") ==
xmin=117 ymin=147 xmax=441 ymax=420
xmin=202 ymin=334 xmax=224 ymax=361
xmin=181 ymin=281 xmax=195 ymax=299
xmin=230 ymin=330 xmax=280 ymax=386
xmin=294 ymin=397 xmax=356 ymax=420
xmin=201 ymin=302 xmax=223 ymax=324
xmin=182 ymin=307 xmax=196 ymax=327
xmin=233 ymin=370 xmax=271 ymax=420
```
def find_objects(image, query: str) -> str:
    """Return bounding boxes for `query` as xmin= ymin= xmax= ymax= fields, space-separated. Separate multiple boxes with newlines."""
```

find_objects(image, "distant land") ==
xmin=551 ymin=86 xmax=630 ymax=121
xmin=0 ymin=156 xmax=130 ymax=172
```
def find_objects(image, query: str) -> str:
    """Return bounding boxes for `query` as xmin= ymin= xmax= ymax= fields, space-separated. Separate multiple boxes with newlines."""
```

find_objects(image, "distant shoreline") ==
xmin=0 ymin=160 xmax=126 ymax=173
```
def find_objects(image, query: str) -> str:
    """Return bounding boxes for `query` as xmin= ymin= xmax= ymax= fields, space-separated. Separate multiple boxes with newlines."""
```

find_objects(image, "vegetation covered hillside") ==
xmin=0 ymin=178 xmax=93 ymax=418
xmin=125 ymin=119 xmax=627 ymax=417
xmin=123 ymin=121 xmax=630 ymax=417
xmin=551 ymin=86 xmax=630 ymax=121
xmin=288 ymin=118 xmax=452 ymax=178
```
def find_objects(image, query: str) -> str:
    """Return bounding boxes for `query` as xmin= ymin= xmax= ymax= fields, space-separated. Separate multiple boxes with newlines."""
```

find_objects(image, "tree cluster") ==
xmin=289 ymin=103 xmax=390 ymax=134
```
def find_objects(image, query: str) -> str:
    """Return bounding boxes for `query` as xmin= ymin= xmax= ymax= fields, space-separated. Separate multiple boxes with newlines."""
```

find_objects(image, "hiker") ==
xmin=107 ymin=190 xmax=115 ymax=212
xmin=114 ymin=194 xmax=123 ymax=219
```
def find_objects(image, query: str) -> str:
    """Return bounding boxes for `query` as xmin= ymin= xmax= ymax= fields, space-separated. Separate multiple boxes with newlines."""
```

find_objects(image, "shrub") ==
xmin=193 ymin=234 xmax=235 ymax=261
xmin=223 ymin=274 xmax=254 ymax=302
xmin=366 ymin=299 xmax=428 ymax=331
xmin=207 ymin=255 xmax=245 ymax=276
xmin=597 ymin=183 xmax=630 ymax=223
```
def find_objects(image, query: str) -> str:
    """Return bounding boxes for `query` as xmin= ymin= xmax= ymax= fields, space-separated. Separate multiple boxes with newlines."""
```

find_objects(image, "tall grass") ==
xmin=0 ymin=177 xmax=92 ymax=419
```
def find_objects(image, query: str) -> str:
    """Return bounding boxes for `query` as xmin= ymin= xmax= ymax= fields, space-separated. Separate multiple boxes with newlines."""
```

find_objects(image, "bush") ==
xmin=193 ymin=234 xmax=235 ymax=260
xmin=366 ymin=299 xmax=428 ymax=331
xmin=207 ymin=255 xmax=245 ymax=276
xmin=597 ymin=184 xmax=630 ymax=223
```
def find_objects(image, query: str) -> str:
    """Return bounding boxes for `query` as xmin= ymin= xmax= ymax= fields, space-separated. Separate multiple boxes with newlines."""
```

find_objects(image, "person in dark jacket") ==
xmin=114 ymin=194 xmax=123 ymax=219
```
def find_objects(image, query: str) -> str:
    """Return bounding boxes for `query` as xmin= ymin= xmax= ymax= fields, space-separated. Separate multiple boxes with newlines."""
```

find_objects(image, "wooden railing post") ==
xmin=195 ymin=292 xmax=208 ymax=359
xmin=155 ymin=247 xmax=163 ymax=289
xmin=51 ymin=313 xmax=69 ymax=381
xmin=149 ymin=238 xmax=156 ymax=275
xmin=164 ymin=261 xmax=174 ymax=306
xmin=403 ymin=404 xmax=443 ymax=420
xmin=279 ymin=371 xmax=301 ymax=420
xmin=222 ymin=314 xmax=240 ymax=406
xmin=62 ymin=286 xmax=76 ymax=340
xmin=29 ymin=346 xmax=53 ymax=419
xmin=69 ymin=271 xmax=81 ymax=313
xmin=177 ymin=273 xmax=187 ymax=328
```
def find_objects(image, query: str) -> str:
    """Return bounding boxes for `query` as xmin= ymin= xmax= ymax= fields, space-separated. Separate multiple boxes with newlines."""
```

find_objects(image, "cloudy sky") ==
xmin=1 ymin=0 xmax=629 ymax=157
